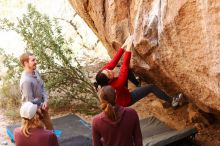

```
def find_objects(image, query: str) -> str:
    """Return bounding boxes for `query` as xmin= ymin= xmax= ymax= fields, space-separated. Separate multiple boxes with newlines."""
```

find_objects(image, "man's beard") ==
xmin=29 ymin=64 xmax=36 ymax=70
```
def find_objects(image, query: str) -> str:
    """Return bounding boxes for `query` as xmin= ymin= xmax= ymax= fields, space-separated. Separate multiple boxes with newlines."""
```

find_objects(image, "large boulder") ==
xmin=68 ymin=0 xmax=220 ymax=113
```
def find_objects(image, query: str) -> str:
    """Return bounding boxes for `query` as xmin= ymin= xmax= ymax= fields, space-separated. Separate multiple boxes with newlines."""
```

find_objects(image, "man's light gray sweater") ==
xmin=20 ymin=70 xmax=48 ymax=105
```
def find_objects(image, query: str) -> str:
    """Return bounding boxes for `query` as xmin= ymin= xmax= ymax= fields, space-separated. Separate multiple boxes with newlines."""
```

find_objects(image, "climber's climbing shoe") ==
xmin=172 ymin=93 xmax=183 ymax=107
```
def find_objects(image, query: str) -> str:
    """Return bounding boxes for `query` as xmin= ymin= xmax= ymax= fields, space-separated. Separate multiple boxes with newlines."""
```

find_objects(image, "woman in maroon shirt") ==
xmin=95 ymin=36 xmax=183 ymax=107
xmin=92 ymin=85 xmax=143 ymax=146
xmin=14 ymin=102 xmax=59 ymax=146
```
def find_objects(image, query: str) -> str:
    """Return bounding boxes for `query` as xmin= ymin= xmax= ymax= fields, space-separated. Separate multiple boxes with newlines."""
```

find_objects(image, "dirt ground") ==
xmin=1 ymin=96 xmax=220 ymax=146
xmin=49 ymin=79 xmax=220 ymax=146
xmin=0 ymin=110 xmax=15 ymax=146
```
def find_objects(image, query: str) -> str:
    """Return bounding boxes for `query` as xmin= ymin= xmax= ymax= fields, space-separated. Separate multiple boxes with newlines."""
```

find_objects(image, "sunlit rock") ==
xmin=69 ymin=0 xmax=220 ymax=113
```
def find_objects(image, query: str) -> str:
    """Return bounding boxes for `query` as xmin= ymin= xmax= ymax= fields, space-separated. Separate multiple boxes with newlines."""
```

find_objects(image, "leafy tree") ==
xmin=0 ymin=4 xmax=99 ymax=114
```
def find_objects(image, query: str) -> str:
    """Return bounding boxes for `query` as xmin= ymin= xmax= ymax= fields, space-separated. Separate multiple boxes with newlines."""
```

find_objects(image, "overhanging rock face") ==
xmin=69 ymin=0 xmax=220 ymax=113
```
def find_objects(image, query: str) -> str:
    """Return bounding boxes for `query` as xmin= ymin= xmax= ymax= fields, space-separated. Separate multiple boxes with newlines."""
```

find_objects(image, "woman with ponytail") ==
xmin=92 ymin=85 xmax=143 ymax=146
xmin=14 ymin=102 xmax=59 ymax=146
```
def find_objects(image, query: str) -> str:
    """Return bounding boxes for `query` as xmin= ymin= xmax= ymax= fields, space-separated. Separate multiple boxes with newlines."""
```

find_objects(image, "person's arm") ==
xmin=41 ymin=82 xmax=48 ymax=102
xmin=133 ymin=111 xmax=143 ymax=146
xmin=49 ymin=133 xmax=60 ymax=146
xmin=13 ymin=128 xmax=21 ymax=146
xmin=36 ymin=71 xmax=48 ymax=102
xmin=92 ymin=119 xmax=103 ymax=146
xmin=21 ymin=81 xmax=34 ymax=102
xmin=35 ymin=71 xmax=48 ymax=110
xmin=102 ymin=48 xmax=125 ymax=70
xmin=41 ymin=83 xmax=49 ymax=110
xmin=111 ymin=51 xmax=131 ymax=88
xmin=110 ymin=35 xmax=133 ymax=88
xmin=102 ymin=35 xmax=133 ymax=70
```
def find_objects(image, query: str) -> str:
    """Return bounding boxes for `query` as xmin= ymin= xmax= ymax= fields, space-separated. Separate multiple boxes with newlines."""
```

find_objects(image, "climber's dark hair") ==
xmin=94 ymin=70 xmax=110 ymax=91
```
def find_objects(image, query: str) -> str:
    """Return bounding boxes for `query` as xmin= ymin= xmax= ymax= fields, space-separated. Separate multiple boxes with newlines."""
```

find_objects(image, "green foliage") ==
xmin=0 ymin=48 xmax=22 ymax=85
xmin=0 ymin=83 xmax=21 ymax=120
xmin=0 ymin=4 xmax=99 ymax=115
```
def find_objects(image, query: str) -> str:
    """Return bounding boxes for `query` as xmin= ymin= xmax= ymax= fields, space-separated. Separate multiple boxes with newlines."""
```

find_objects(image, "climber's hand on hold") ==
xmin=125 ymin=35 xmax=134 ymax=52
xmin=122 ymin=35 xmax=133 ymax=50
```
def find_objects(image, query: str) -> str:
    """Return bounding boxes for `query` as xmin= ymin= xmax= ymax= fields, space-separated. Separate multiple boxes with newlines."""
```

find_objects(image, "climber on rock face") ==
xmin=94 ymin=35 xmax=183 ymax=108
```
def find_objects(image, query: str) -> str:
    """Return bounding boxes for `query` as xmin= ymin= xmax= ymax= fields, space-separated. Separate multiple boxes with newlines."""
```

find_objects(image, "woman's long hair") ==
xmin=21 ymin=113 xmax=44 ymax=137
xmin=99 ymin=85 xmax=118 ymax=121
xmin=94 ymin=70 xmax=110 ymax=91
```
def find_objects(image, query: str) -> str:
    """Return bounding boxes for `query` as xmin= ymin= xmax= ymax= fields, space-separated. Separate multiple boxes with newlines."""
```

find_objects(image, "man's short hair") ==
xmin=20 ymin=52 xmax=33 ymax=66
